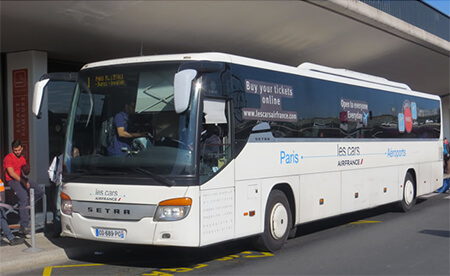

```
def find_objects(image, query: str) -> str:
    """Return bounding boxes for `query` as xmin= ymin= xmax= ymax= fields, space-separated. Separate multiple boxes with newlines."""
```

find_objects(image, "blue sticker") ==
xmin=398 ymin=113 xmax=405 ymax=133
xmin=411 ymin=102 xmax=417 ymax=120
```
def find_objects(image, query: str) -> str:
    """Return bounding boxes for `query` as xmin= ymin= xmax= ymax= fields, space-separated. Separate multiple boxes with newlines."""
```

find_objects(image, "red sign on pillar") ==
xmin=12 ymin=69 xmax=30 ymax=161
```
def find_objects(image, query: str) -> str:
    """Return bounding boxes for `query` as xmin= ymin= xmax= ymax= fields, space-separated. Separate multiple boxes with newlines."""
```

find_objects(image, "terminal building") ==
xmin=1 ymin=0 xmax=449 ymax=191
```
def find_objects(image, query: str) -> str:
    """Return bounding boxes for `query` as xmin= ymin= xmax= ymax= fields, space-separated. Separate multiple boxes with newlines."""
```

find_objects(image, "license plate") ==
xmin=95 ymin=228 xmax=126 ymax=239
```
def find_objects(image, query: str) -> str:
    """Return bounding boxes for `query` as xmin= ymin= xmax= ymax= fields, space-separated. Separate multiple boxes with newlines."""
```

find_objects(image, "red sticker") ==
xmin=404 ymin=107 xmax=412 ymax=133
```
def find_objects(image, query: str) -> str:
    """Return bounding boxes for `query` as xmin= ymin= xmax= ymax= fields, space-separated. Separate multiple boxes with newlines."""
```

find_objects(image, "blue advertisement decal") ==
xmin=398 ymin=113 xmax=405 ymax=133
xmin=411 ymin=102 xmax=417 ymax=120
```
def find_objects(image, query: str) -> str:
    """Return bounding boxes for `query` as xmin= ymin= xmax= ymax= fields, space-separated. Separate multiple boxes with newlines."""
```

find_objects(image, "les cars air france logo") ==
xmin=91 ymin=189 xmax=125 ymax=201
xmin=337 ymin=158 xmax=363 ymax=166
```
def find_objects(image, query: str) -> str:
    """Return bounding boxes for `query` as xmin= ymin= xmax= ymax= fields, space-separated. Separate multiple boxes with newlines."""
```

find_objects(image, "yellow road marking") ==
xmin=143 ymin=264 xmax=208 ymax=275
xmin=142 ymin=271 xmax=173 ymax=276
xmin=143 ymin=251 xmax=274 ymax=275
xmin=193 ymin=264 xmax=208 ymax=269
xmin=244 ymin=252 xmax=274 ymax=258
xmin=216 ymin=254 xmax=239 ymax=261
xmin=42 ymin=250 xmax=272 ymax=276
xmin=43 ymin=263 xmax=104 ymax=276
xmin=161 ymin=267 xmax=193 ymax=273
xmin=349 ymin=220 xmax=381 ymax=225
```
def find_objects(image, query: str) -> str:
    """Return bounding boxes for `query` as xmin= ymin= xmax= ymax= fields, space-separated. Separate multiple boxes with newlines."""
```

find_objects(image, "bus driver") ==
xmin=107 ymin=101 xmax=147 ymax=156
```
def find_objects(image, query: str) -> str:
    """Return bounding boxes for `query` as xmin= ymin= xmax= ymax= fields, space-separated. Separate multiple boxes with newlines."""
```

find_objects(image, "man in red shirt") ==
xmin=3 ymin=140 xmax=44 ymax=237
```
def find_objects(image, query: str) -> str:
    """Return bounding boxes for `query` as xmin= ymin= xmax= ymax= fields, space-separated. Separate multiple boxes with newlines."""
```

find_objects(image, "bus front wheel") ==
xmin=253 ymin=190 xmax=292 ymax=251
xmin=398 ymin=172 xmax=416 ymax=212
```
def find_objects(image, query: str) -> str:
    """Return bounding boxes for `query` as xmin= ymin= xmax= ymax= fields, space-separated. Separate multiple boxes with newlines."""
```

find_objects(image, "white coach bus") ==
xmin=33 ymin=53 xmax=443 ymax=251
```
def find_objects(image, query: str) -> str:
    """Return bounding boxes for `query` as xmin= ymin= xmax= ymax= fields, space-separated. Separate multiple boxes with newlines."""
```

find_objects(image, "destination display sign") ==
xmin=92 ymin=73 xmax=125 ymax=87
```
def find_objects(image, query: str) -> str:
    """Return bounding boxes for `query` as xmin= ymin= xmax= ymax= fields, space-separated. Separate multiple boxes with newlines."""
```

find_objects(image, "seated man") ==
xmin=107 ymin=101 xmax=147 ymax=156
xmin=3 ymin=140 xmax=44 ymax=237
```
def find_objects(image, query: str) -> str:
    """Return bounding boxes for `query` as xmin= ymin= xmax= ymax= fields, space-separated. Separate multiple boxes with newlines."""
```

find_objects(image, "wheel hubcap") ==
xmin=270 ymin=202 xmax=289 ymax=240
xmin=404 ymin=180 xmax=414 ymax=205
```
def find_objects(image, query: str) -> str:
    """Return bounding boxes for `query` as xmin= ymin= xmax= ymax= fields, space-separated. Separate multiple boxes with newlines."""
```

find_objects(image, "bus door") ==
xmin=200 ymin=97 xmax=232 ymax=182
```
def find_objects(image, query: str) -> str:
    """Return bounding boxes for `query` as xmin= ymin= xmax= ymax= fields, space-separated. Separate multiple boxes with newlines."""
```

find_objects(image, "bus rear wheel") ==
xmin=398 ymin=172 xmax=416 ymax=212
xmin=253 ymin=190 xmax=292 ymax=252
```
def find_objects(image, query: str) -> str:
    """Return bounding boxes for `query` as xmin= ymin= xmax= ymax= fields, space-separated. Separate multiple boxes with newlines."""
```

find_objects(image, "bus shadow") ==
xmin=419 ymin=229 xmax=450 ymax=238
xmin=293 ymin=199 xmax=427 ymax=238
xmin=49 ymin=235 xmax=254 ymax=269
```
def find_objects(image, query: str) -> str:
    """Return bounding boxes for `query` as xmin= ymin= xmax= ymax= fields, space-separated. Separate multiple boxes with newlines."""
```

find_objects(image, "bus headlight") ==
xmin=60 ymin=192 xmax=73 ymax=216
xmin=154 ymin=197 xmax=192 ymax=221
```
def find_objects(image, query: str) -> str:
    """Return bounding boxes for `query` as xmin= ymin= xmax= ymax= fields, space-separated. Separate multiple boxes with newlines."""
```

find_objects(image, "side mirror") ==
xmin=32 ymin=73 xmax=78 ymax=118
xmin=32 ymin=78 xmax=50 ymax=117
xmin=174 ymin=69 xmax=197 ymax=114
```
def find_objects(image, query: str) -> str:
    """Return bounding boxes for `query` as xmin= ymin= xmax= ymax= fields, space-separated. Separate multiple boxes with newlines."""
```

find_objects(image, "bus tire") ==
xmin=253 ymin=190 xmax=292 ymax=252
xmin=398 ymin=172 xmax=416 ymax=212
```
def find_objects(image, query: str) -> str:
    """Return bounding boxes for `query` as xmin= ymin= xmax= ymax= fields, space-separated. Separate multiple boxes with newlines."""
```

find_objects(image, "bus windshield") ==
xmin=63 ymin=62 xmax=198 ymax=185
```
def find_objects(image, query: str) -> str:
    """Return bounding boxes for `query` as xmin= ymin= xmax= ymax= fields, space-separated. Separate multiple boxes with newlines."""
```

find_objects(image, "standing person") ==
xmin=444 ymin=137 xmax=449 ymax=174
xmin=106 ymin=101 xmax=147 ymax=156
xmin=3 ymin=140 xmax=44 ymax=237
xmin=0 ymin=178 xmax=24 ymax=246
xmin=48 ymin=154 xmax=63 ymax=237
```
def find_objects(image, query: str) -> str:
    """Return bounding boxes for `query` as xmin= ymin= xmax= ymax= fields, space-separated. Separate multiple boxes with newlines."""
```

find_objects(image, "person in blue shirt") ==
xmin=444 ymin=137 xmax=449 ymax=174
xmin=107 ymin=101 xmax=147 ymax=156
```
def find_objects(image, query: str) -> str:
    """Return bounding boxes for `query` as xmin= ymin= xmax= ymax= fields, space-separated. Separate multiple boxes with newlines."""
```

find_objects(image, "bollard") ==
xmin=23 ymin=188 xmax=43 ymax=253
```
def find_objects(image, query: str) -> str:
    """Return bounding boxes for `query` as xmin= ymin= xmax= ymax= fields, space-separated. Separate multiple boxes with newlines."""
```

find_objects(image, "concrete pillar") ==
xmin=6 ymin=51 xmax=48 ymax=184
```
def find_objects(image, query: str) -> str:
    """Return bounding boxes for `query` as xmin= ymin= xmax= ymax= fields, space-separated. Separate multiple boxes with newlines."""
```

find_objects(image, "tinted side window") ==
xmin=230 ymin=64 xmax=440 ymax=140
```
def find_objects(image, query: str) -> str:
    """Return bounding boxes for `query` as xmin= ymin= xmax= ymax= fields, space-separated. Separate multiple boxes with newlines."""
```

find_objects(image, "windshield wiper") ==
xmin=133 ymin=168 xmax=175 ymax=187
